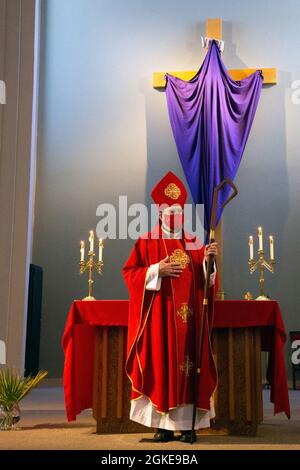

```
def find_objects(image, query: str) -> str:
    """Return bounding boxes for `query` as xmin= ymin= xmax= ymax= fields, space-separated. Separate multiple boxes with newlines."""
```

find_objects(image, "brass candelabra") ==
xmin=79 ymin=231 xmax=103 ymax=301
xmin=248 ymin=227 xmax=275 ymax=300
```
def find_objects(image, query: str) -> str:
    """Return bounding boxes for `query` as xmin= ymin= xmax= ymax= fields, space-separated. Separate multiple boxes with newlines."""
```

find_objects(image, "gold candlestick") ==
xmin=248 ymin=228 xmax=275 ymax=300
xmin=79 ymin=234 xmax=103 ymax=301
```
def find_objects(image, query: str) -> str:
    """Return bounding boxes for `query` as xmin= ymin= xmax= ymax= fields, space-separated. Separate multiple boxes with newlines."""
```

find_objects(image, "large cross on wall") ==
xmin=152 ymin=18 xmax=277 ymax=298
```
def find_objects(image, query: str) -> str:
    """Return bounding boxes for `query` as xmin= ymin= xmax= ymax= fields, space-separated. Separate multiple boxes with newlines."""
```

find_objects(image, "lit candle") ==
xmin=258 ymin=226 xmax=263 ymax=251
xmin=89 ymin=230 xmax=94 ymax=253
xmin=248 ymin=236 xmax=254 ymax=260
xmin=80 ymin=241 xmax=85 ymax=262
xmin=99 ymin=238 xmax=103 ymax=262
xmin=269 ymin=235 xmax=274 ymax=260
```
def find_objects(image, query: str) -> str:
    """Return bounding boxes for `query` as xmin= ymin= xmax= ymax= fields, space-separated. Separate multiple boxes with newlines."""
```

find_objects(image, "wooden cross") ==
xmin=153 ymin=19 xmax=277 ymax=298
xmin=153 ymin=18 xmax=277 ymax=87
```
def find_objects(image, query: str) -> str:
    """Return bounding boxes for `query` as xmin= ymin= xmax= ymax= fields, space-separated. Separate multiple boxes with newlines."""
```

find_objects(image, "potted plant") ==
xmin=0 ymin=368 xmax=48 ymax=430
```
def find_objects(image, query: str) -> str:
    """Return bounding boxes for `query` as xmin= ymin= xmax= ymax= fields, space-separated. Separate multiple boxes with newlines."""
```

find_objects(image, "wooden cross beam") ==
xmin=153 ymin=18 xmax=277 ymax=88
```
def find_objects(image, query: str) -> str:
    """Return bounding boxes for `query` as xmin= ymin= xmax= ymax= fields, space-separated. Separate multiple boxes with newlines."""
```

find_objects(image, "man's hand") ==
xmin=205 ymin=242 xmax=218 ymax=261
xmin=158 ymin=255 xmax=183 ymax=278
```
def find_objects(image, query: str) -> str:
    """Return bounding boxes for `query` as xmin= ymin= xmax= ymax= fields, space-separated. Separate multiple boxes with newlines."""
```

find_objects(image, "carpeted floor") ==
xmin=0 ymin=385 xmax=299 ymax=450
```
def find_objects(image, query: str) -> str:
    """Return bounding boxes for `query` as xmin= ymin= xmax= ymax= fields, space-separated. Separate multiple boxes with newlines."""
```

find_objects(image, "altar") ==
xmin=62 ymin=300 xmax=290 ymax=436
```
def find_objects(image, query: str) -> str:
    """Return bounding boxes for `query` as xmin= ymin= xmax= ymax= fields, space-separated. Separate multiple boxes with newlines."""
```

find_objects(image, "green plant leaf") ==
xmin=0 ymin=369 xmax=48 ymax=410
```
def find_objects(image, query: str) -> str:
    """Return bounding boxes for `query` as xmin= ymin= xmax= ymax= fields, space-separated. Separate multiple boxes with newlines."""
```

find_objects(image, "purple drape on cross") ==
xmin=165 ymin=41 xmax=263 ymax=235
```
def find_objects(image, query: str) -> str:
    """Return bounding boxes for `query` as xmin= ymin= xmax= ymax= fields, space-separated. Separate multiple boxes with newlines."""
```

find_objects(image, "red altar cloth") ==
xmin=62 ymin=300 xmax=290 ymax=422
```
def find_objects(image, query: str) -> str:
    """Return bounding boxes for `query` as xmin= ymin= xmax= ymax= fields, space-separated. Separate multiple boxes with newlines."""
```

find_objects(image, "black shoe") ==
xmin=180 ymin=430 xmax=197 ymax=443
xmin=153 ymin=429 xmax=174 ymax=442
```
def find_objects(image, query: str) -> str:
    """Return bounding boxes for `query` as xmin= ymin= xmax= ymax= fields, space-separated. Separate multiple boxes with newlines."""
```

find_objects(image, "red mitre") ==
xmin=151 ymin=171 xmax=187 ymax=208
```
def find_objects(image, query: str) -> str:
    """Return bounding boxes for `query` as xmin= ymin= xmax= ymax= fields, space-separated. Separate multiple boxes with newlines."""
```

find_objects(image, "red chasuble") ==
xmin=123 ymin=228 xmax=217 ymax=413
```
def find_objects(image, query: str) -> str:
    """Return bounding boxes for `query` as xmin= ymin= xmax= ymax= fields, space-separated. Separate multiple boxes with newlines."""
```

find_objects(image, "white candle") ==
xmin=80 ymin=240 xmax=85 ymax=262
xmin=269 ymin=235 xmax=274 ymax=260
xmin=89 ymin=230 xmax=94 ymax=253
xmin=258 ymin=226 xmax=263 ymax=251
xmin=249 ymin=236 xmax=254 ymax=260
xmin=99 ymin=238 xmax=103 ymax=262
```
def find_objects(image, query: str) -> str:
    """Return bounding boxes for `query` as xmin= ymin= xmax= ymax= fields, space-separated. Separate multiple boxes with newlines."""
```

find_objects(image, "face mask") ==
xmin=161 ymin=209 xmax=184 ymax=231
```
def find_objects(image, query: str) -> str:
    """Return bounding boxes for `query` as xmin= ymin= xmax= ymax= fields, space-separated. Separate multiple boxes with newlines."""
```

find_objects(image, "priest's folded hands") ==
xmin=158 ymin=242 xmax=218 ymax=278
xmin=158 ymin=255 xmax=183 ymax=278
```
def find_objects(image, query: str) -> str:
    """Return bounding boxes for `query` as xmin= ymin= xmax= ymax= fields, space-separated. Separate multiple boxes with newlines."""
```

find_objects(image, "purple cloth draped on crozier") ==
xmin=165 ymin=40 xmax=263 ymax=235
